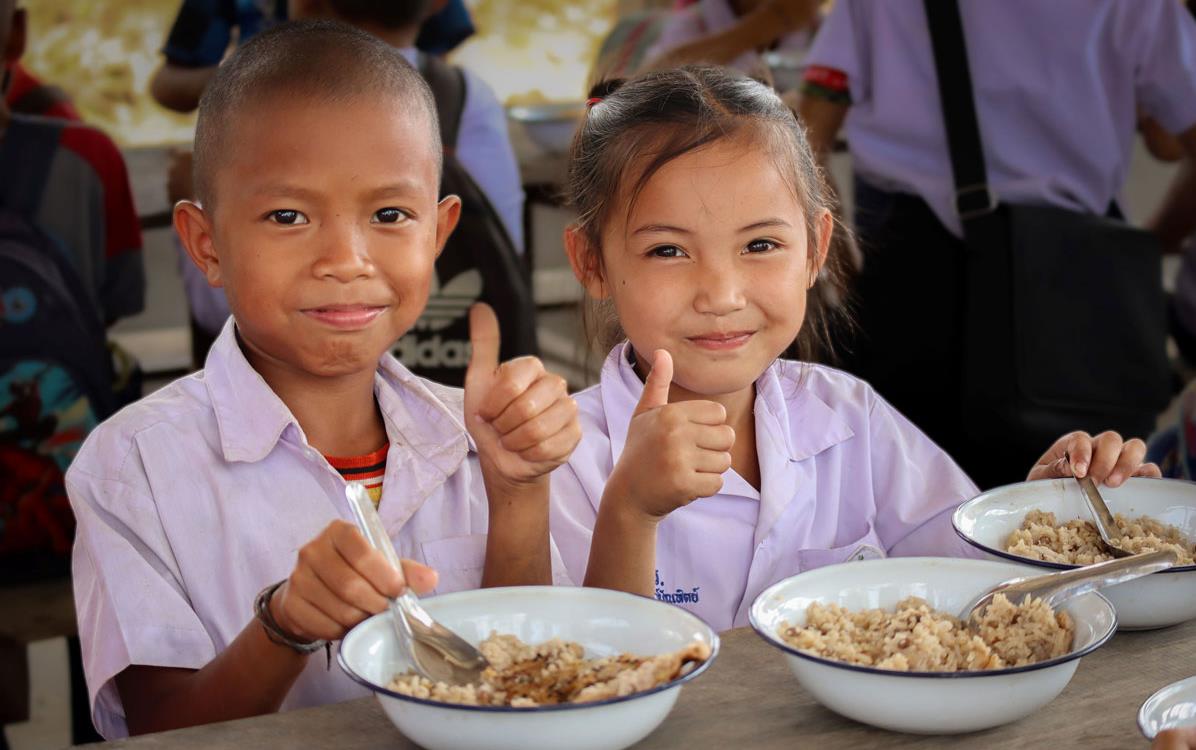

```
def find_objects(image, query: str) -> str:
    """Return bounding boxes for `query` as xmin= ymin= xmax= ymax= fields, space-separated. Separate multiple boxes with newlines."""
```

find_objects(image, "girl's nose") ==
xmin=311 ymin=219 xmax=374 ymax=282
xmin=693 ymin=261 xmax=747 ymax=316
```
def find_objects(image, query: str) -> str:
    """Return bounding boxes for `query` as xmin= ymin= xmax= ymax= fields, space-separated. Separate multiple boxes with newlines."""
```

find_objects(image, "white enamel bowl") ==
xmin=338 ymin=586 xmax=718 ymax=750
xmin=508 ymin=102 xmax=586 ymax=154
xmin=1140 ymin=675 xmax=1196 ymax=739
xmin=953 ymin=477 xmax=1196 ymax=629
xmin=749 ymin=557 xmax=1117 ymax=734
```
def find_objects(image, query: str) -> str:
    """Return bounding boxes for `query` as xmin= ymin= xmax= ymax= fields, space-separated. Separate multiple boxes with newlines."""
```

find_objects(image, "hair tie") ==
xmin=586 ymin=96 xmax=603 ymax=108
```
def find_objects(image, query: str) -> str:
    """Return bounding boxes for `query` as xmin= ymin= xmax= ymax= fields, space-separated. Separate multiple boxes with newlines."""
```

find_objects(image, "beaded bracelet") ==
xmin=254 ymin=580 xmax=332 ymax=668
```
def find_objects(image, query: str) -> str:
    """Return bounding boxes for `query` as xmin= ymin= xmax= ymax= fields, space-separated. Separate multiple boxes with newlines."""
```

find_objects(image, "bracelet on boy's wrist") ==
xmin=254 ymin=580 xmax=332 ymax=667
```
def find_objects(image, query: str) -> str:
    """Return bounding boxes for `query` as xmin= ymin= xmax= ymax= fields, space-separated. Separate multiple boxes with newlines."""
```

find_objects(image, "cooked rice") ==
xmin=1005 ymin=510 xmax=1195 ymax=565
xmin=777 ymin=594 xmax=1073 ymax=672
xmin=387 ymin=633 xmax=711 ymax=707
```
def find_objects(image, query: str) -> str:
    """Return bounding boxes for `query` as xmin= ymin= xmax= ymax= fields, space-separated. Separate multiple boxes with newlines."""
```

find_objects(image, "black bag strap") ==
xmin=0 ymin=116 xmax=66 ymax=216
xmin=922 ymin=0 xmax=997 ymax=224
xmin=418 ymin=52 xmax=466 ymax=152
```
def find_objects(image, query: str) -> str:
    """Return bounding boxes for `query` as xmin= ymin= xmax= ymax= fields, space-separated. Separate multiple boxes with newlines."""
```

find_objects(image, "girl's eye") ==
xmin=268 ymin=209 xmax=309 ymax=226
xmin=649 ymin=245 xmax=686 ymax=258
xmin=746 ymin=239 xmax=779 ymax=253
xmin=372 ymin=207 xmax=410 ymax=224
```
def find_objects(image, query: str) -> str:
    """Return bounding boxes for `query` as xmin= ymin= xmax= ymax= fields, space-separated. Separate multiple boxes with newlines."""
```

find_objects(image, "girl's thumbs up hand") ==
xmin=610 ymin=349 xmax=736 ymax=521
xmin=463 ymin=303 xmax=581 ymax=487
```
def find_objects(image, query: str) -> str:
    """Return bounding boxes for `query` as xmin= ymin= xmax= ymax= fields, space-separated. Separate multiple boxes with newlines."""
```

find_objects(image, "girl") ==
xmin=550 ymin=66 xmax=1161 ymax=632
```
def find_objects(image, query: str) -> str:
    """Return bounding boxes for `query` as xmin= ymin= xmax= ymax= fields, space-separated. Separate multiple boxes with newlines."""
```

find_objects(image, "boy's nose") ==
xmin=693 ymin=261 xmax=747 ymax=316
xmin=312 ymin=221 xmax=375 ymax=281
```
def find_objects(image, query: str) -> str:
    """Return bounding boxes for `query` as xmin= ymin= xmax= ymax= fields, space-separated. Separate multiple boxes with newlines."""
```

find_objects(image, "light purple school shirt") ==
xmin=806 ymin=0 xmax=1196 ymax=236
xmin=178 ymin=46 xmax=526 ymax=336
xmin=67 ymin=320 xmax=568 ymax=739
xmin=550 ymin=343 xmax=981 ymax=633
xmin=644 ymin=0 xmax=814 ymax=75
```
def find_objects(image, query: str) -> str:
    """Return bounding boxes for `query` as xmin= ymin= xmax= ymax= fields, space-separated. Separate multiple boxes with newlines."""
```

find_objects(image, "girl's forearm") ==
xmin=583 ymin=477 xmax=660 ymax=595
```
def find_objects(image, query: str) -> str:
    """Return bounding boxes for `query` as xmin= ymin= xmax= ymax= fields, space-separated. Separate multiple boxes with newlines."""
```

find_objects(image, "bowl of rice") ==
xmin=953 ymin=477 xmax=1196 ymax=629
xmin=338 ymin=586 xmax=718 ymax=750
xmin=749 ymin=557 xmax=1117 ymax=734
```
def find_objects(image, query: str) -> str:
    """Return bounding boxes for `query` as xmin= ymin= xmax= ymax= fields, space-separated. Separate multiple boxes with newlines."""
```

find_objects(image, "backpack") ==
xmin=0 ymin=121 xmax=115 ymax=581
xmin=9 ymin=82 xmax=74 ymax=118
xmin=394 ymin=55 xmax=537 ymax=387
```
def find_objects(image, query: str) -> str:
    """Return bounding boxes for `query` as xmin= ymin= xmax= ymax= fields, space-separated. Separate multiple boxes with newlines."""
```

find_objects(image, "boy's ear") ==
xmin=564 ymin=226 xmax=609 ymax=300
xmin=434 ymin=194 xmax=462 ymax=259
xmin=173 ymin=201 xmax=224 ymax=288
xmin=809 ymin=208 xmax=834 ymax=289
xmin=5 ymin=9 xmax=26 ymax=63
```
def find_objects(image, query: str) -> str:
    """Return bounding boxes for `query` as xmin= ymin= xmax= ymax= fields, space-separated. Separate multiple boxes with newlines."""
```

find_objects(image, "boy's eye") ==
xmin=371 ymin=207 xmax=410 ymax=224
xmin=648 ymin=245 xmax=686 ymax=258
xmin=268 ymin=209 xmax=309 ymax=226
xmin=746 ymin=239 xmax=779 ymax=253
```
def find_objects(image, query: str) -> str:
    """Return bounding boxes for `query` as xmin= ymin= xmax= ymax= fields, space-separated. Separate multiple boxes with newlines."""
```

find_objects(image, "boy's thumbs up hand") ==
xmin=608 ymin=348 xmax=736 ymax=520
xmin=464 ymin=303 xmax=581 ymax=487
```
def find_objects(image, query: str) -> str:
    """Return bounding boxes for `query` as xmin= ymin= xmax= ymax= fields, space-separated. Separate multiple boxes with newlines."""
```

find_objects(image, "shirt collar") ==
xmin=599 ymin=340 xmax=854 ymax=468
xmin=204 ymin=319 xmax=471 ymax=473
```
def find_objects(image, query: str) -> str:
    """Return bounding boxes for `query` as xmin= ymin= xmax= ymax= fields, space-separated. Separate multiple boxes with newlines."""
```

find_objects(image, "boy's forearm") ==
xmin=583 ymin=477 xmax=659 ymax=596
xmin=481 ymin=475 xmax=552 ymax=586
xmin=115 ymin=610 xmax=309 ymax=735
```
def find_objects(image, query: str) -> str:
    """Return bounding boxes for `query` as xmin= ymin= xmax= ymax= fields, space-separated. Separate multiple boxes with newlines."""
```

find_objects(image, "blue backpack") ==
xmin=0 ymin=120 xmax=114 ymax=578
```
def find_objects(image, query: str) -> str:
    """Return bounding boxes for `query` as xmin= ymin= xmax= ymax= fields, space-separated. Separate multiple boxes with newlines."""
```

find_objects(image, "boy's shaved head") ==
xmin=192 ymin=20 xmax=440 ymax=209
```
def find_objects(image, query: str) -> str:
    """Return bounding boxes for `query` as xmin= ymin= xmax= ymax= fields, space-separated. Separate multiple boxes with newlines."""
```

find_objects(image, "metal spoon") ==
xmin=344 ymin=484 xmax=488 ymax=685
xmin=959 ymin=548 xmax=1179 ymax=629
xmin=1075 ymin=472 xmax=1133 ymax=558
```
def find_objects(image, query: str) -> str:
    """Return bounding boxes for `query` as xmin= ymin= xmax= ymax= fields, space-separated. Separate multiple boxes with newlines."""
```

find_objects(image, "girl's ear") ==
xmin=809 ymin=208 xmax=834 ymax=289
xmin=174 ymin=200 xmax=223 ymax=287
xmin=564 ymin=226 xmax=609 ymax=299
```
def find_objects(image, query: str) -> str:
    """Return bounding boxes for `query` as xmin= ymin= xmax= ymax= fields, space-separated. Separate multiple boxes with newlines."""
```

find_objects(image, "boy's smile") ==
xmin=177 ymin=94 xmax=460 ymax=382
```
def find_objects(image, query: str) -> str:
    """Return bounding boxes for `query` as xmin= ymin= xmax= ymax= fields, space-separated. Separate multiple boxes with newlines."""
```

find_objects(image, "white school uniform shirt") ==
xmin=67 ymin=321 xmax=568 ymax=739
xmin=805 ymin=0 xmax=1196 ymax=236
xmin=644 ymin=0 xmax=814 ymax=76
xmin=550 ymin=343 xmax=981 ymax=633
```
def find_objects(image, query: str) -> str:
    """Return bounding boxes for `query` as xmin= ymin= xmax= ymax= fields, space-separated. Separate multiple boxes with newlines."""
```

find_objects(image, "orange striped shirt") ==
xmin=325 ymin=444 xmax=389 ymax=506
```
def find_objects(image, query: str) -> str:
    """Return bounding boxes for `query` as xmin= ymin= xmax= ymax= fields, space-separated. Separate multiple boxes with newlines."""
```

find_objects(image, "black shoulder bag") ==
xmin=922 ymin=0 xmax=1169 ymax=446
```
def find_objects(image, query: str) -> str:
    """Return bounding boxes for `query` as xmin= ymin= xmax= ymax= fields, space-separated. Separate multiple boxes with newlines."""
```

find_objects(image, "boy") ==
xmin=288 ymin=0 xmax=531 ymax=385
xmin=67 ymin=21 xmax=580 ymax=739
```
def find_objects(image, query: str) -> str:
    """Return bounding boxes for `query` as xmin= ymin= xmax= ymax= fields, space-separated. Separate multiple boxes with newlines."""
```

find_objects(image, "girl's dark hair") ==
xmin=566 ymin=65 xmax=853 ymax=365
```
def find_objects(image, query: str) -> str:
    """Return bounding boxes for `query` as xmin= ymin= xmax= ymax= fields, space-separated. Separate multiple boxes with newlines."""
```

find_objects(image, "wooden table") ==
xmin=86 ymin=621 xmax=1195 ymax=748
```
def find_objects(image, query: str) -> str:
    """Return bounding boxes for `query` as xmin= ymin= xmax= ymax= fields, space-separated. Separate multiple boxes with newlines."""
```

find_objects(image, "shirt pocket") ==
xmin=795 ymin=522 xmax=886 ymax=572
xmin=420 ymin=534 xmax=487 ymax=595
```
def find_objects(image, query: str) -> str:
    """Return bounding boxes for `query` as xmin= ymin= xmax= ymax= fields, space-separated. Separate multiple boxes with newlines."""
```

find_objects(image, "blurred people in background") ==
xmin=592 ymin=0 xmax=820 ymax=84
xmin=0 ymin=0 xmax=142 ymax=602
xmin=289 ymin=0 xmax=535 ymax=386
xmin=5 ymin=59 xmax=79 ymax=120
xmin=799 ymin=0 xmax=1196 ymax=488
